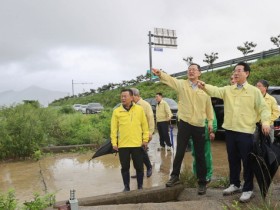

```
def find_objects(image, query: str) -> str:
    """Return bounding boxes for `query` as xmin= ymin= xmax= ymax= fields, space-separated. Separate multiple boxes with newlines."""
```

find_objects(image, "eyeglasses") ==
xmin=232 ymin=69 xmax=245 ymax=73
xmin=187 ymin=68 xmax=199 ymax=72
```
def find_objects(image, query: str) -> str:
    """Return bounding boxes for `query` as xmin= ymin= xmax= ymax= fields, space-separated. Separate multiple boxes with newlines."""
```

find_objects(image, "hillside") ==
xmin=0 ymin=86 xmax=68 ymax=107
xmin=50 ymin=55 xmax=280 ymax=108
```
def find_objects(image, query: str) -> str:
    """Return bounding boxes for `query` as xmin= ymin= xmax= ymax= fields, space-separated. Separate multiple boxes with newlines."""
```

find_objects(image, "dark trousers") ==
xmin=119 ymin=147 xmax=144 ymax=174
xmin=225 ymin=130 xmax=254 ymax=192
xmin=157 ymin=121 xmax=172 ymax=147
xmin=142 ymin=148 xmax=152 ymax=169
xmin=171 ymin=120 xmax=206 ymax=184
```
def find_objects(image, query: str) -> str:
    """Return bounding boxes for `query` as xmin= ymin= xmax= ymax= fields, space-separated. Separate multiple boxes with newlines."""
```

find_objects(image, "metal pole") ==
xmin=72 ymin=79 xmax=74 ymax=96
xmin=148 ymin=31 xmax=153 ymax=81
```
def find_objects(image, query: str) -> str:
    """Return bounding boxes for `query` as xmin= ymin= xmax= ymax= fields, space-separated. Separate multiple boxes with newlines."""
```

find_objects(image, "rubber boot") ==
xmin=136 ymin=171 xmax=144 ymax=190
xmin=121 ymin=171 xmax=130 ymax=192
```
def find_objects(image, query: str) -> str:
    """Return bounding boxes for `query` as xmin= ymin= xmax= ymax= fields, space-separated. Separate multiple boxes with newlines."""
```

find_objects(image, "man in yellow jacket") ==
xmin=152 ymin=64 xmax=214 ymax=195
xmin=255 ymin=79 xmax=280 ymax=142
xmin=130 ymin=88 xmax=155 ymax=178
xmin=111 ymin=89 xmax=149 ymax=192
xmin=197 ymin=62 xmax=270 ymax=202
xmin=155 ymin=92 xmax=173 ymax=151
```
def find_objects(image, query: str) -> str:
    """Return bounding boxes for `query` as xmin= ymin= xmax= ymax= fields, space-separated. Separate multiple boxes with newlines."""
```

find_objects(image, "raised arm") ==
xmin=197 ymin=80 xmax=225 ymax=99
xmin=152 ymin=68 xmax=181 ymax=92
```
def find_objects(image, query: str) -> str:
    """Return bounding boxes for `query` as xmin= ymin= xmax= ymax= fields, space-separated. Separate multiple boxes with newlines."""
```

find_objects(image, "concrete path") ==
xmin=52 ymin=184 xmax=280 ymax=210
xmin=78 ymin=200 xmax=223 ymax=210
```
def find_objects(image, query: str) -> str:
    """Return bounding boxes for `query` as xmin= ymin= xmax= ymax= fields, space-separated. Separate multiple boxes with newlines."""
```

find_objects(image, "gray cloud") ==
xmin=0 ymin=0 xmax=279 ymax=94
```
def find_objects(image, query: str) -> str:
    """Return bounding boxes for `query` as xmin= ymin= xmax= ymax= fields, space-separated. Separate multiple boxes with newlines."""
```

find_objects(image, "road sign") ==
xmin=147 ymin=70 xmax=158 ymax=79
xmin=154 ymin=47 xmax=163 ymax=52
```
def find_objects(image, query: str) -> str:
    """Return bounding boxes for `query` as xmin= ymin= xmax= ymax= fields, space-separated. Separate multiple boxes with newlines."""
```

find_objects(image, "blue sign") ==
xmin=147 ymin=70 xmax=159 ymax=79
xmin=154 ymin=47 xmax=163 ymax=52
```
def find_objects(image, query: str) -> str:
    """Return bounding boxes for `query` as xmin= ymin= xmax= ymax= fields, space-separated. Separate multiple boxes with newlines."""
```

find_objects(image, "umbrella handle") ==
xmin=169 ymin=121 xmax=173 ymax=128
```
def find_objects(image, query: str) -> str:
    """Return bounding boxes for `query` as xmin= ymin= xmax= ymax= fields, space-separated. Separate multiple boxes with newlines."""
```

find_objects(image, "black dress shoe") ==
xmin=198 ymin=184 xmax=206 ymax=195
xmin=147 ymin=167 xmax=152 ymax=177
xmin=166 ymin=175 xmax=180 ymax=187
xmin=123 ymin=187 xmax=130 ymax=192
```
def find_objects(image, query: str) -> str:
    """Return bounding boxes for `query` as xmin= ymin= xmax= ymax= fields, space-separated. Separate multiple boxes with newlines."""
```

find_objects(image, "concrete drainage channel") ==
xmin=53 ymin=185 xmax=185 ymax=209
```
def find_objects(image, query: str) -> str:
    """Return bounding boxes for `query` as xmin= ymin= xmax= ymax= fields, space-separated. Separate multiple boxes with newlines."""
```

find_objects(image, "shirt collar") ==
xmin=122 ymin=102 xmax=134 ymax=111
xmin=188 ymin=80 xmax=198 ymax=89
xmin=235 ymin=81 xmax=248 ymax=90
xmin=136 ymin=98 xmax=142 ymax=105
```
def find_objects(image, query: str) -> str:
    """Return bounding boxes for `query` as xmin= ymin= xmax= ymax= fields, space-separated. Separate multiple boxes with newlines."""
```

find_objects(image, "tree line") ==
xmin=183 ymin=34 xmax=280 ymax=71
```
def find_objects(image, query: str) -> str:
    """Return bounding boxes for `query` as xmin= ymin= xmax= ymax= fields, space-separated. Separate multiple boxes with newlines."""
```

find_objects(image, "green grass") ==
xmin=49 ymin=54 xmax=280 ymax=108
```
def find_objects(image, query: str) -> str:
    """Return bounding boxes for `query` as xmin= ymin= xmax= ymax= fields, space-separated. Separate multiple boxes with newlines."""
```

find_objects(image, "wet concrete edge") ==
xmin=54 ymin=184 xmax=185 ymax=208
xmin=42 ymin=144 xmax=97 ymax=153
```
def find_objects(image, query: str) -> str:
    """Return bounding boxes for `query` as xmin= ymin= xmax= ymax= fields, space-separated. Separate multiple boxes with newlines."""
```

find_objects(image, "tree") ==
xmin=237 ymin=41 xmax=257 ymax=58
xmin=183 ymin=56 xmax=193 ymax=66
xmin=136 ymin=75 xmax=145 ymax=83
xmin=203 ymin=52 xmax=219 ymax=72
xmin=145 ymin=72 xmax=151 ymax=81
xmin=270 ymin=34 xmax=280 ymax=48
xmin=90 ymin=89 xmax=96 ymax=94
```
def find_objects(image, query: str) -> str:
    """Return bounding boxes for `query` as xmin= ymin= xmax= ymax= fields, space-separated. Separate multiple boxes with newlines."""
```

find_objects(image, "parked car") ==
xmin=80 ymin=105 xmax=88 ymax=114
xmin=212 ymin=86 xmax=280 ymax=142
xmin=86 ymin=103 xmax=104 ymax=114
xmin=72 ymin=104 xmax=82 ymax=111
xmin=144 ymin=97 xmax=178 ymax=124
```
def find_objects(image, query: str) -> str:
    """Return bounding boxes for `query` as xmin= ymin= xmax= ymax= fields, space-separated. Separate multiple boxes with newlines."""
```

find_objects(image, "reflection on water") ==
xmin=0 ymin=128 xmax=279 ymax=203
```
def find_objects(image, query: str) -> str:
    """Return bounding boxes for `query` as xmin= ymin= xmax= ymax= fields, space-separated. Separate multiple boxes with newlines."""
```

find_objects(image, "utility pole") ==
xmin=148 ymin=31 xmax=153 ymax=80
xmin=72 ymin=79 xmax=93 ymax=96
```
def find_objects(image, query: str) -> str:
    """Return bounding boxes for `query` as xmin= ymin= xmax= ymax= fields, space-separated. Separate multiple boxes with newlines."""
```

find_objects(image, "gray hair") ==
xmin=130 ymin=88 xmax=140 ymax=96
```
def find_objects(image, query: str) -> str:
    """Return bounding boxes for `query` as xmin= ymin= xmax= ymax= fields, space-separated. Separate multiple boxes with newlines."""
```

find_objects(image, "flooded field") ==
xmin=1 ymin=128 xmax=279 ymax=203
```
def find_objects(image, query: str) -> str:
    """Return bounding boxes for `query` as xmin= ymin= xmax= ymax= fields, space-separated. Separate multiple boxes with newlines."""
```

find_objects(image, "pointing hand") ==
xmin=197 ymin=80 xmax=206 ymax=89
xmin=152 ymin=68 xmax=161 ymax=76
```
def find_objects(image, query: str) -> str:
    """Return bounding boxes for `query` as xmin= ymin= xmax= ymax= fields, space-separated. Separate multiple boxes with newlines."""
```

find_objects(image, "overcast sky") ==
xmin=1 ymin=0 xmax=279 ymax=95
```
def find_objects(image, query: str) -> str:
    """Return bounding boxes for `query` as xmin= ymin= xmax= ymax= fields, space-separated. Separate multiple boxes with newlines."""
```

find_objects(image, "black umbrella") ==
xmin=249 ymin=125 xmax=280 ymax=198
xmin=89 ymin=139 xmax=117 ymax=161
xmin=169 ymin=124 xmax=174 ymax=149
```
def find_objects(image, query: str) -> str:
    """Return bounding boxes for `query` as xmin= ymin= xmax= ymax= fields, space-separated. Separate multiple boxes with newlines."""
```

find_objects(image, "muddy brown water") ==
xmin=1 ymin=128 xmax=280 ymax=203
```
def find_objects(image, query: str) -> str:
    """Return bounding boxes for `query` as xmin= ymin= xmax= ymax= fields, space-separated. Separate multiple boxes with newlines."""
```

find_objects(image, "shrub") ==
xmin=0 ymin=104 xmax=58 ymax=159
xmin=0 ymin=189 xmax=18 ymax=210
xmin=59 ymin=105 xmax=75 ymax=114
xmin=179 ymin=165 xmax=197 ymax=188
xmin=23 ymin=192 xmax=56 ymax=210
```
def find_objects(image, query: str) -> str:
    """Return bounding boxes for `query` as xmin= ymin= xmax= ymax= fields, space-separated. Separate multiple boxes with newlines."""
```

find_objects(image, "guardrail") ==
xmin=167 ymin=48 xmax=280 ymax=78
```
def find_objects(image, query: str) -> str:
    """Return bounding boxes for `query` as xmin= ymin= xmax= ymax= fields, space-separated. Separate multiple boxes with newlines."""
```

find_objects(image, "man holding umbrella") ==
xmin=111 ymin=89 xmax=149 ymax=192
xmin=130 ymin=88 xmax=155 ymax=178
xmin=197 ymin=62 xmax=270 ymax=202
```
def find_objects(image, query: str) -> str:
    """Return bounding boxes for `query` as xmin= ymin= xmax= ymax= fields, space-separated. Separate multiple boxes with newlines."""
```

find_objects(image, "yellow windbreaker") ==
xmin=137 ymin=98 xmax=155 ymax=135
xmin=156 ymin=99 xmax=173 ymax=122
xmin=257 ymin=93 xmax=280 ymax=125
xmin=159 ymin=72 xmax=213 ymax=127
xmin=204 ymin=83 xmax=271 ymax=134
xmin=110 ymin=103 xmax=149 ymax=148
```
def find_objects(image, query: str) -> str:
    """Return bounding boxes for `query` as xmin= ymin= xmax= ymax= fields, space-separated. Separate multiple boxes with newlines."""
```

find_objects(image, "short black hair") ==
xmin=235 ymin=62 xmax=251 ymax=72
xmin=121 ymin=89 xmax=133 ymax=96
xmin=156 ymin=92 xmax=163 ymax=97
xmin=257 ymin=79 xmax=269 ymax=88
xmin=188 ymin=63 xmax=201 ymax=71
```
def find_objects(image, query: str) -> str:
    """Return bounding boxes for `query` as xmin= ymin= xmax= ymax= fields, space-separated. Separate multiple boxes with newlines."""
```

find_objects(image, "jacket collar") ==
xmin=122 ymin=102 xmax=134 ymax=111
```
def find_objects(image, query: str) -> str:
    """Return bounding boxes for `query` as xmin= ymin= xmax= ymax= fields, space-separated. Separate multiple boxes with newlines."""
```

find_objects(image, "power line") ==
xmin=72 ymin=79 xmax=93 ymax=96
